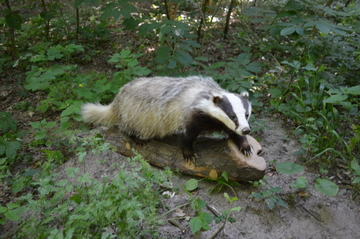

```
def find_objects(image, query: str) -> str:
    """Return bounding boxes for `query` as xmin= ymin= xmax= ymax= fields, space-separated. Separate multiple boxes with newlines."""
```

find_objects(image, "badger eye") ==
xmin=245 ymin=113 xmax=249 ymax=118
xmin=230 ymin=114 xmax=237 ymax=120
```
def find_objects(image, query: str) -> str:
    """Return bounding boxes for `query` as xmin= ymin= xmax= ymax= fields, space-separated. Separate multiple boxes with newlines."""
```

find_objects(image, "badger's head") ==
xmin=205 ymin=91 xmax=252 ymax=135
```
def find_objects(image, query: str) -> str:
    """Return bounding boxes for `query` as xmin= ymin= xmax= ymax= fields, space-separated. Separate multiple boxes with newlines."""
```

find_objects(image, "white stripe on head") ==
xmin=196 ymin=94 xmax=234 ymax=131
xmin=225 ymin=93 xmax=251 ymax=135
xmin=197 ymin=92 xmax=251 ymax=135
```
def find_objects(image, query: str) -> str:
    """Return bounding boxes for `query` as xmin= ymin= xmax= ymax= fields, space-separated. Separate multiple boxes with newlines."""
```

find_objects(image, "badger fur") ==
xmin=82 ymin=76 xmax=252 ymax=161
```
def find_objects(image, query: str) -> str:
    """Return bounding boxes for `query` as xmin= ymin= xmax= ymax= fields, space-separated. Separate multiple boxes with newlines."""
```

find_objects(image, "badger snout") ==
xmin=242 ymin=127 xmax=251 ymax=135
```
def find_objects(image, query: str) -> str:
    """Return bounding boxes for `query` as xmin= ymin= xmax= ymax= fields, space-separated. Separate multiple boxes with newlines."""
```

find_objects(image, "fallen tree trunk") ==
xmin=103 ymin=127 xmax=266 ymax=182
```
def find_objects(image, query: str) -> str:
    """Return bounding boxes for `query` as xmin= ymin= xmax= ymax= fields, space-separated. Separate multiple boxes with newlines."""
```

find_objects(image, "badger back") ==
xmin=111 ymin=76 xmax=219 ymax=139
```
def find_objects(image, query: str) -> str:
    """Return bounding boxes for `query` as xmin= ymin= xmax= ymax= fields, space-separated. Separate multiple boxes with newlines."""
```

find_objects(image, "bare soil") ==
xmin=52 ymin=117 xmax=360 ymax=239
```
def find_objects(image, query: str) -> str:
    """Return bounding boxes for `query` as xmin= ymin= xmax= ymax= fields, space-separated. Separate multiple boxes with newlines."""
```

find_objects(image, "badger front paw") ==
xmin=182 ymin=149 xmax=199 ymax=164
xmin=230 ymin=134 xmax=252 ymax=156
xmin=240 ymin=143 xmax=253 ymax=156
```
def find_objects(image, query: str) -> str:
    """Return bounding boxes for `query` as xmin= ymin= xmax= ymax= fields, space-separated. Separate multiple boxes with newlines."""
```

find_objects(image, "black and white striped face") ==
xmin=204 ymin=92 xmax=252 ymax=135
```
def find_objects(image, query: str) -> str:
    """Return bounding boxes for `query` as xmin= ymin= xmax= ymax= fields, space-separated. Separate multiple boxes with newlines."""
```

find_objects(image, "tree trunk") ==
xmin=224 ymin=0 xmax=236 ymax=39
xmin=103 ymin=127 xmax=266 ymax=182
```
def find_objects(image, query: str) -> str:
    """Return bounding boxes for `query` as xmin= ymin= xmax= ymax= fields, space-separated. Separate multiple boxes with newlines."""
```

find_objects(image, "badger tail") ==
xmin=81 ymin=103 xmax=117 ymax=125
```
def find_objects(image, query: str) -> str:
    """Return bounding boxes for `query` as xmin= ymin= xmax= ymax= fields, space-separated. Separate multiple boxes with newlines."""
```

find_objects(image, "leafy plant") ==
xmin=138 ymin=19 xmax=200 ymax=73
xmin=208 ymin=171 xmax=240 ymax=195
xmin=290 ymin=176 xmax=309 ymax=189
xmin=14 ymin=154 xmax=172 ymax=238
xmin=29 ymin=119 xmax=57 ymax=147
xmin=276 ymin=162 xmax=339 ymax=197
xmin=276 ymin=162 xmax=304 ymax=175
xmin=0 ymin=203 xmax=25 ymax=225
xmin=251 ymin=185 xmax=288 ymax=210
xmin=184 ymin=174 xmax=242 ymax=234
xmin=108 ymin=49 xmax=152 ymax=88
xmin=214 ymin=193 xmax=241 ymax=224
xmin=189 ymin=198 xmax=214 ymax=234
xmin=314 ymin=179 xmax=339 ymax=197
xmin=0 ymin=112 xmax=26 ymax=167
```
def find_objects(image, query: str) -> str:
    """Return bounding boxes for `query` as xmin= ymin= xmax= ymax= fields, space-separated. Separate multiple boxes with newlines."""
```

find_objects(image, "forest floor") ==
xmin=1 ymin=28 xmax=359 ymax=238
xmin=58 ymin=118 xmax=360 ymax=239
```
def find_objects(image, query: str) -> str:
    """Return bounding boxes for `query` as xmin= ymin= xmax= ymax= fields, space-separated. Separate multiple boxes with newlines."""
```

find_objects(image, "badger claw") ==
xmin=184 ymin=153 xmax=198 ymax=164
xmin=241 ymin=145 xmax=253 ymax=157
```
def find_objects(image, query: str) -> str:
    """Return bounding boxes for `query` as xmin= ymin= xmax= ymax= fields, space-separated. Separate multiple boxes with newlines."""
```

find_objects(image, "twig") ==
xmin=299 ymin=204 xmax=323 ymax=222
xmin=169 ymin=219 xmax=186 ymax=233
xmin=208 ymin=222 xmax=225 ymax=239
xmin=206 ymin=204 xmax=221 ymax=217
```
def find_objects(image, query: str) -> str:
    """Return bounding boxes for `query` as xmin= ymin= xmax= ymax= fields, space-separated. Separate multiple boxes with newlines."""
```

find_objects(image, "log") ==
xmin=103 ymin=127 xmax=266 ymax=182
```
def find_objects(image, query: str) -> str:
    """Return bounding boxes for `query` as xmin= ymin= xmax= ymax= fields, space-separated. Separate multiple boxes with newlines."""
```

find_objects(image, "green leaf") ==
xmin=236 ymin=53 xmax=251 ymax=65
xmin=245 ymin=62 xmax=262 ymax=73
xmin=185 ymin=179 xmax=198 ymax=191
xmin=295 ymin=26 xmax=304 ymax=35
xmin=174 ymin=50 xmax=193 ymax=66
xmin=230 ymin=206 xmax=242 ymax=212
xmin=74 ymin=0 xmax=85 ymax=8
xmin=350 ymin=159 xmax=360 ymax=173
xmin=154 ymin=46 xmax=172 ymax=64
xmin=66 ymin=167 xmax=80 ymax=177
xmin=167 ymin=60 xmax=176 ymax=69
xmin=352 ymin=177 xmax=360 ymax=184
xmin=6 ymin=203 xmax=19 ymax=210
xmin=280 ymin=26 xmax=296 ymax=36
xmin=0 ymin=206 xmax=7 ymax=213
xmin=40 ymin=11 xmax=55 ymax=21
xmin=315 ymin=23 xmax=331 ymax=33
xmin=344 ymin=85 xmax=360 ymax=95
xmin=189 ymin=217 xmax=202 ymax=234
xmin=194 ymin=56 xmax=208 ymax=62
xmin=270 ymin=186 xmax=281 ymax=193
xmin=196 ymin=198 xmax=207 ymax=209
xmin=209 ymin=61 xmax=226 ymax=69
xmin=290 ymin=176 xmax=308 ymax=189
xmin=123 ymin=18 xmax=141 ymax=30
xmin=251 ymin=192 xmax=264 ymax=199
xmin=0 ymin=218 xmax=6 ymax=225
xmin=70 ymin=194 xmax=82 ymax=204
xmin=201 ymin=212 xmax=214 ymax=224
xmin=47 ymin=47 xmax=64 ymax=60
xmin=276 ymin=162 xmax=304 ymax=174
xmin=323 ymin=94 xmax=348 ymax=104
xmin=120 ymin=5 xmax=138 ymax=19
xmin=268 ymin=88 xmax=282 ymax=98
xmin=314 ymin=179 xmax=339 ymax=196
xmin=4 ymin=210 xmax=21 ymax=221
xmin=23 ymin=169 xmax=38 ymax=176
xmin=5 ymin=141 xmax=21 ymax=159
xmin=220 ymin=171 xmax=229 ymax=182
xmin=5 ymin=13 xmax=23 ymax=30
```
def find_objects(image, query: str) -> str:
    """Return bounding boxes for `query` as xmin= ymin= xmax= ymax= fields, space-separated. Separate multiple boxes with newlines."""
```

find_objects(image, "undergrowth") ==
xmin=1 ymin=0 xmax=360 ymax=236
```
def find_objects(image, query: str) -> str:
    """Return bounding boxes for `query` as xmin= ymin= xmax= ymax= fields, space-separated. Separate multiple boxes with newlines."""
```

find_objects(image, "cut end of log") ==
xmin=227 ymin=135 xmax=267 ymax=172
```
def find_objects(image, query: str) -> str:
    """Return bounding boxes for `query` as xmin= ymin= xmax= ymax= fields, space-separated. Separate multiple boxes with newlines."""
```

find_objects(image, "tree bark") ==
xmin=103 ymin=127 xmax=266 ymax=182
xmin=224 ymin=0 xmax=236 ymax=39
xmin=4 ymin=0 xmax=16 ymax=59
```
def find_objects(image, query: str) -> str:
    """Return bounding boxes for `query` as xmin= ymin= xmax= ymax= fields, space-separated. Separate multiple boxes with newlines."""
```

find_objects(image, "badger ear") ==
xmin=213 ymin=95 xmax=223 ymax=104
xmin=240 ymin=91 xmax=249 ymax=99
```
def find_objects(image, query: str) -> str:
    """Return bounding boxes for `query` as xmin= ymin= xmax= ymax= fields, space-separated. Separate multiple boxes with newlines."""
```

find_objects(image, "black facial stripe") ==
xmin=236 ymin=94 xmax=250 ymax=116
xmin=213 ymin=95 xmax=239 ymax=128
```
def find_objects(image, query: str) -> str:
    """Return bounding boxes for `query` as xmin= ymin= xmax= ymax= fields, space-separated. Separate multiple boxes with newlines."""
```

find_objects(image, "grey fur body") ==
xmin=82 ymin=76 xmax=252 ymax=160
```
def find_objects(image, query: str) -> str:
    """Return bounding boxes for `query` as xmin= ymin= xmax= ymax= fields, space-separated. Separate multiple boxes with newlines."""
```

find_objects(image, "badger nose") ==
xmin=242 ymin=127 xmax=251 ymax=135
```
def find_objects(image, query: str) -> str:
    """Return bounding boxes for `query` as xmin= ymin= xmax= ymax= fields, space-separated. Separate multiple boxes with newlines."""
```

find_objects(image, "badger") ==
xmin=81 ymin=76 xmax=252 ymax=162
